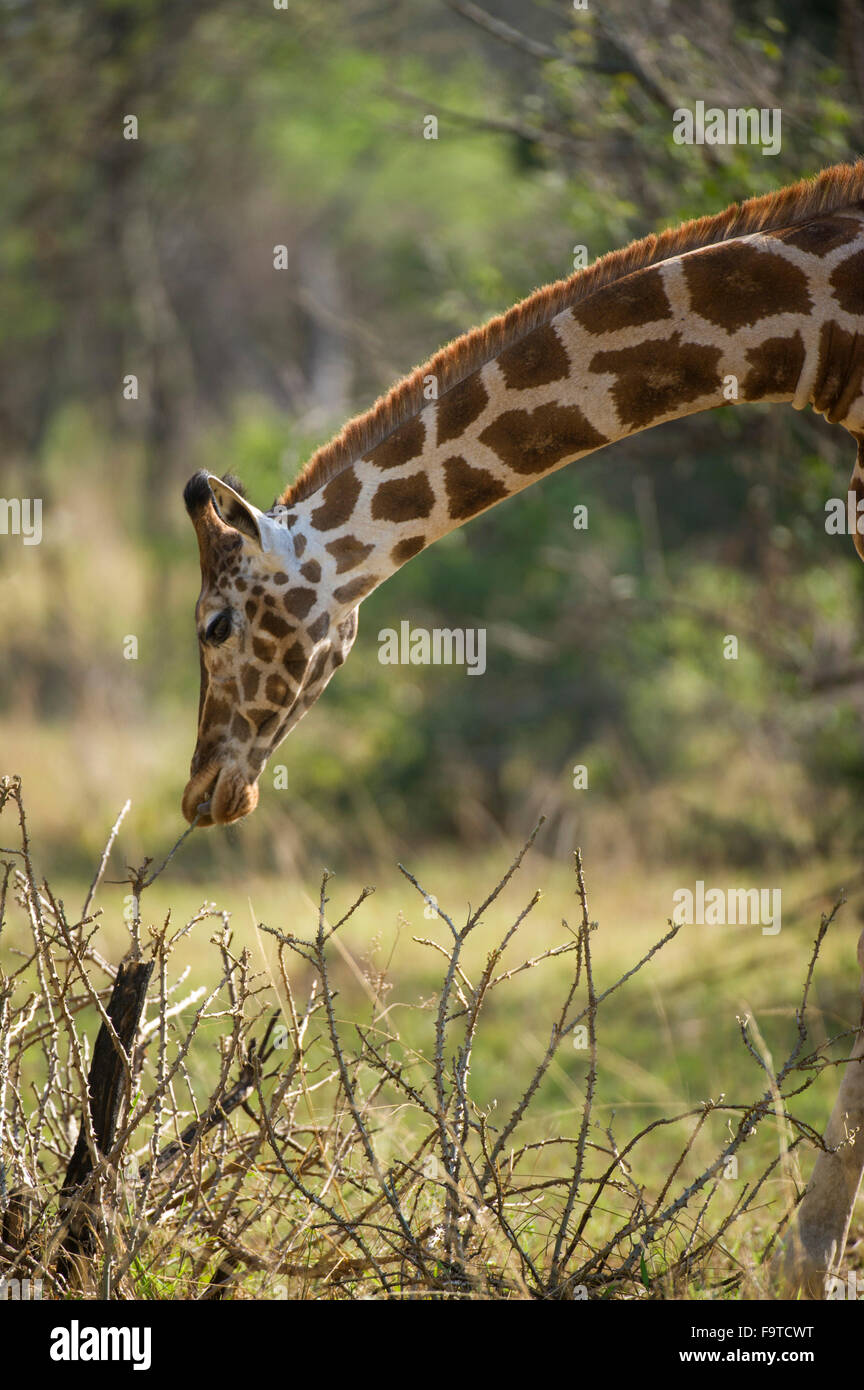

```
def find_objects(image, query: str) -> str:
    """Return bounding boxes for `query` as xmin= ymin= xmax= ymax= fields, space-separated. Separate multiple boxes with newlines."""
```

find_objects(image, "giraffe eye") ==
xmin=205 ymin=610 xmax=233 ymax=645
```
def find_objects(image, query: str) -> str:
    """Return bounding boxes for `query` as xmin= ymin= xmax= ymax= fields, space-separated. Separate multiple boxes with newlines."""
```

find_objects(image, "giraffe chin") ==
xmin=182 ymin=766 xmax=259 ymax=827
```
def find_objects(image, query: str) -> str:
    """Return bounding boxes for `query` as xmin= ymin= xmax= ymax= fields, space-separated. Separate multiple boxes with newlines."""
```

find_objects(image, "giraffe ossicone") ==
xmin=182 ymin=161 xmax=864 ymax=1298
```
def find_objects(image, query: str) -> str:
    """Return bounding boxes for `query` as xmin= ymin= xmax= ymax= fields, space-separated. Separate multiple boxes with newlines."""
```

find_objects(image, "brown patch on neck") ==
xmin=588 ymin=334 xmax=723 ymax=431
xmin=811 ymin=321 xmax=864 ymax=423
xmin=682 ymin=242 xmax=811 ymax=330
xmin=281 ymin=163 xmax=864 ymax=507
xmin=740 ymin=331 xmax=807 ymax=401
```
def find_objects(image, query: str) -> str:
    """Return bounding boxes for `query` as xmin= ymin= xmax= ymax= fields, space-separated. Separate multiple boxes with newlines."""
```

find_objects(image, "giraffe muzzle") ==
xmin=182 ymin=762 xmax=260 ymax=827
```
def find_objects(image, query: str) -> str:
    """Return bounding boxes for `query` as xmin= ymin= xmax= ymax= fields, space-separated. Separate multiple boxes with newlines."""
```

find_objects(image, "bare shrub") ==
xmin=0 ymin=775 xmax=854 ymax=1300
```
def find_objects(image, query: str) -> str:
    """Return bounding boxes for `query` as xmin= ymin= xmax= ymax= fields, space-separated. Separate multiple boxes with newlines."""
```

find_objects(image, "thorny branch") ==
xmin=0 ymin=775 xmax=855 ymax=1299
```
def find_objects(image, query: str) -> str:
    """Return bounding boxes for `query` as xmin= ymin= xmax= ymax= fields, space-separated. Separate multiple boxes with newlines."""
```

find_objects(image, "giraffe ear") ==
xmin=208 ymin=475 xmax=265 ymax=546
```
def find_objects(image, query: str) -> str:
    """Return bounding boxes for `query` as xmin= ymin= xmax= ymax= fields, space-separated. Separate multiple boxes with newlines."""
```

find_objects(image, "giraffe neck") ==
xmin=281 ymin=207 xmax=864 ymax=615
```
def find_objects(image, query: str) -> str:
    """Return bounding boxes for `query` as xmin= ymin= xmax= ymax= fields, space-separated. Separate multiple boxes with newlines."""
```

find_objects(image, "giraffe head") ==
xmin=181 ymin=471 xmax=359 ymax=827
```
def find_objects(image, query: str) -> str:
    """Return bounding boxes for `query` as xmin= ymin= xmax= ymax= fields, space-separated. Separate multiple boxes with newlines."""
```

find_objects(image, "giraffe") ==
xmin=183 ymin=163 xmax=864 ymax=1296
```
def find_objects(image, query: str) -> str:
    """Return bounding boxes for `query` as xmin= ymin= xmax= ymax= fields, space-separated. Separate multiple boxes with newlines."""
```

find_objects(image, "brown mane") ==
xmin=282 ymin=161 xmax=864 ymax=506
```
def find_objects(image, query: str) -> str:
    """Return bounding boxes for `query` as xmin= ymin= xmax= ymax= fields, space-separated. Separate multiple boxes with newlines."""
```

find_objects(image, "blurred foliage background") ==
xmin=3 ymin=0 xmax=864 ymax=883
